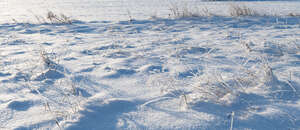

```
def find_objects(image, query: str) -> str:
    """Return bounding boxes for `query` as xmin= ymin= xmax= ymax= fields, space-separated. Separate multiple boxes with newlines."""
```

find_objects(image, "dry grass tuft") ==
xmin=46 ymin=11 xmax=72 ymax=24
xmin=34 ymin=11 xmax=72 ymax=24
xmin=168 ymin=2 xmax=213 ymax=18
xmin=229 ymin=5 xmax=260 ymax=17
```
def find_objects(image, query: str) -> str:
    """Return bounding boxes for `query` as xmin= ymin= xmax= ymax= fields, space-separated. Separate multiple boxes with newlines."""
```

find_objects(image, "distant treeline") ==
xmin=203 ymin=0 xmax=299 ymax=1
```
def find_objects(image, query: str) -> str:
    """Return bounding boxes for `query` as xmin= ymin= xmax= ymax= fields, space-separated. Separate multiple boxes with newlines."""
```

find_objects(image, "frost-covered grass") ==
xmin=167 ymin=1 xmax=300 ymax=19
xmin=1 ymin=0 xmax=300 ymax=129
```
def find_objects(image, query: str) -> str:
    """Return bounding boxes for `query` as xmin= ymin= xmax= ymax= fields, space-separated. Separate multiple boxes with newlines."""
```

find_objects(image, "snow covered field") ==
xmin=1 ymin=0 xmax=300 ymax=129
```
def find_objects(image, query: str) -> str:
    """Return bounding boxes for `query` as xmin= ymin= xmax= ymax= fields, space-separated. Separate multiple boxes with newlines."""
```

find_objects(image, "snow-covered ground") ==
xmin=1 ymin=0 xmax=300 ymax=129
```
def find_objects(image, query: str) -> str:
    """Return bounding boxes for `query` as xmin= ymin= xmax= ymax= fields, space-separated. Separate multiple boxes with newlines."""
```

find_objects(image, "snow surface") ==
xmin=1 ymin=0 xmax=300 ymax=129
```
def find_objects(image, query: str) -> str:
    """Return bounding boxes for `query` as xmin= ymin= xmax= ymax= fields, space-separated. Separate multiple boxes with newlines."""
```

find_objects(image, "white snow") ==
xmin=1 ymin=0 xmax=300 ymax=129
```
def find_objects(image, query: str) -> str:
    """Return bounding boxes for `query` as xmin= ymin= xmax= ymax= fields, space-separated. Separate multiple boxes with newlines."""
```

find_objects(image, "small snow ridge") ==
xmin=0 ymin=72 xmax=11 ymax=77
xmin=178 ymin=68 xmax=203 ymax=79
xmin=63 ymin=57 xmax=77 ymax=61
xmin=34 ymin=69 xmax=65 ymax=81
xmin=294 ymin=55 xmax=300 ymax=59
xmin=66 ymin=98 xmax=137 ymax=130
xmin=2 ymin=39 xmax=30 ymax=46
xmin=140 ymin=65 xmax=169 ymax=74
xmin=7 ymin=100 xmax=33 ymax=111
xmin=106 ymin=51 xmax=131 ymax=59
xmin=175 ymin=47 xmax=211 ymax=57
xmin=81 ymin=50 xmax=97 ymax=56
xmin=259 ymin=41 xmax=284 ymax=57
xmin=80 ymin=67 xmax=95 ymax=73
xmin=104 ymin=69 xmax=136 ymax=79
xmin=95 ymin=44 xmax=123 ymax=50
xmin=11 ymin=72 xmax=30 ymax=82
